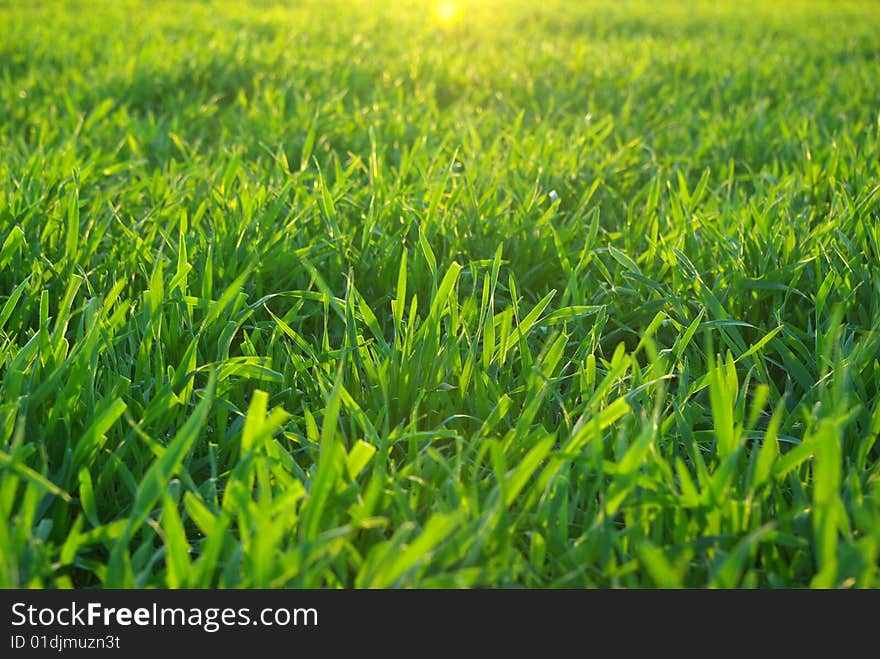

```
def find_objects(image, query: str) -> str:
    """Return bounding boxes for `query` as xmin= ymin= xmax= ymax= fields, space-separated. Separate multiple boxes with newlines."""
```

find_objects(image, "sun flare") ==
xmin=434 ymin=1 xmax=460 ymax=24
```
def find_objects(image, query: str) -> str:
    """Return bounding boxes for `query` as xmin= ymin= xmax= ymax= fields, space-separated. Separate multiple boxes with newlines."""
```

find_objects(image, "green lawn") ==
xmin=1 ymin=0 xmax=879 ymax=588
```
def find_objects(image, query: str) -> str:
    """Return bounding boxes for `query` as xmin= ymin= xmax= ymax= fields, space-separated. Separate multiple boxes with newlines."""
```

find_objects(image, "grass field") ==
xmin=1 ymin=0 xmax=879 ymax=588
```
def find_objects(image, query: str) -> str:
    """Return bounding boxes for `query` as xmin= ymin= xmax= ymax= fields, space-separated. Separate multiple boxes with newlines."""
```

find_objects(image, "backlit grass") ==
xmin=1 ymin=0 xmax=879 ymax=588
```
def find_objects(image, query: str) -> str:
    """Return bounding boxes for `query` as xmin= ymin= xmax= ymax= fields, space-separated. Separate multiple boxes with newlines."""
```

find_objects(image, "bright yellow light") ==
xmin=434 ymin=1 xmax=460 ymax=24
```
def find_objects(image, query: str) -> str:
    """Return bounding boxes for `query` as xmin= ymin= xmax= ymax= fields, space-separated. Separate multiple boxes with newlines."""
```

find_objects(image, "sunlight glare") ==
xmin=434 ymin=1 xmax=460 ymax=24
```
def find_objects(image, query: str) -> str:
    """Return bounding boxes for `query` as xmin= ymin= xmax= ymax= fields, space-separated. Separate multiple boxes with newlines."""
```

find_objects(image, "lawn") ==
xmin=1 ymin=0 xmax=879 ymax=588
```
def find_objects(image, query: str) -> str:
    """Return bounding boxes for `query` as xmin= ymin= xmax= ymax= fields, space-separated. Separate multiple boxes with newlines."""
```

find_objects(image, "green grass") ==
xmin=1 ymin=0 xmax=879 ymax=588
